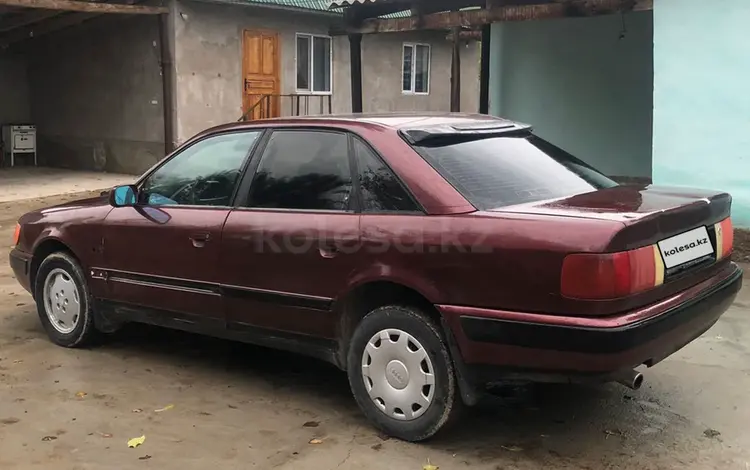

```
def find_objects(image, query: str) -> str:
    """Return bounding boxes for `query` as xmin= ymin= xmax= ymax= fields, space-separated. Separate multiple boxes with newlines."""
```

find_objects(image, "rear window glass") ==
xmin=412 ymin=134 xmax=617 ymax=210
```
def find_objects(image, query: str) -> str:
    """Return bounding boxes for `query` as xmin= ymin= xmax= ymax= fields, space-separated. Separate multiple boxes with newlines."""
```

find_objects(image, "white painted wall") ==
xmin=489 ymin=12 xmax=654 ymax=180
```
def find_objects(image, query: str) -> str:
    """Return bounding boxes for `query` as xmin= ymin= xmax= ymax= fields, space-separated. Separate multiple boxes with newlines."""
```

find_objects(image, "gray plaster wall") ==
xmin=0 ymin=52 xmax=31 ymax=127
xmin=172 ymin=0 xmax=343 ymax=141
xmin=361 ymin=31 xmax=480 ymax=113
xmin=172 ymin=0 xmax=480 ymax=143
xmin=26 ymin=15 xmax=164 ymax=174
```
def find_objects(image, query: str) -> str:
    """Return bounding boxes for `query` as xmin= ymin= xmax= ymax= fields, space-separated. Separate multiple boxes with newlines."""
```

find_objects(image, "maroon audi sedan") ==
xmin=9 ymin=114 xmax=742 ymax=441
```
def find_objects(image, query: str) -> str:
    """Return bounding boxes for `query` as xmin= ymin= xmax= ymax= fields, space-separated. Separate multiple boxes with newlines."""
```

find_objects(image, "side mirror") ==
xmin=109 ymin=185 xmax=138 ymax=207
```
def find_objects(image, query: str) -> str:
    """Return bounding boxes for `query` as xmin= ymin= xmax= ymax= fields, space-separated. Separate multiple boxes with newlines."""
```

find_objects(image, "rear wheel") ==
xmin=347 ymin=305 xmax=460 ymax=442
xmin=34 ymin=252 xmax=97 ymax=348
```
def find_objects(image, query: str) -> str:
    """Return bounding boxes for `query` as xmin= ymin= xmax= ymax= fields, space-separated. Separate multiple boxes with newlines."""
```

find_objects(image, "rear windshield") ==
xmin=412 ymin=134 xmax=617 ymax=210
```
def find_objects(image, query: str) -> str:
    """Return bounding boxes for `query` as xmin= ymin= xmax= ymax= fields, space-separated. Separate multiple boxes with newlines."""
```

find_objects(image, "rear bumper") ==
xmin=440 ymin=262 xmax=742 ymax=382
xmin=9 ymin=248 xmax=32 ymax=295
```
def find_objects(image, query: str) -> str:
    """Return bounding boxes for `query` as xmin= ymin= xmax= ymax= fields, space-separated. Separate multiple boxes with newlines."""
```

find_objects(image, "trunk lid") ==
xmin=493 ymin=184 xmax=733 ymax=315
xmin=495 ymin=185 xmax=732 ymax=252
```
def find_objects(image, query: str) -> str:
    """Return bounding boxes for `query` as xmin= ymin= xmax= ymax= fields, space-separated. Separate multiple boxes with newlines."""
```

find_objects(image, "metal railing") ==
xmin=238 ymin=94 xmax=333 ymax=122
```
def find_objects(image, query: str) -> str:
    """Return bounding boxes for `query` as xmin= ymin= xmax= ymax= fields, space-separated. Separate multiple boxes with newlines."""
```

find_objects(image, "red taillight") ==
xmin=12 ymin=223 xmax=20 ymax=246
xmin=715 ymin=217 xmax=733 ymax=260
xmin=561 ymin=245 xmax=663 ymax=300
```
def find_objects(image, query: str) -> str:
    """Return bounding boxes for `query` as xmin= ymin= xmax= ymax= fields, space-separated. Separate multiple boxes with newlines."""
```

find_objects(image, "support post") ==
xmin=349 ymin=33 xmax=363 ymax=113
xmin=479 ymin=24 xmax=491 ymax=114
xmin=158 ymin=13 xmax=176 ymax=155
xmin=450 ymin=27 xmax=461 ymax=113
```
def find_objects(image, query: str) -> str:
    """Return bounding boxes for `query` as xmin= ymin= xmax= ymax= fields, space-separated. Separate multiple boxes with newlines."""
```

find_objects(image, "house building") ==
xmin=0 ymin=0 xmax=480 ymax=174
xmin=171 ymin=0 xmax=479 ymax=141
xmin=332 ymin=0 xmax=750 ymax=228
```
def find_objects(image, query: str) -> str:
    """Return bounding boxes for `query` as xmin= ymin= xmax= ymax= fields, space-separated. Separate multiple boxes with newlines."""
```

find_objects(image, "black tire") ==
xmin=347 ymin=305 xmax=460 ymax=442
xmin=34 ymin=252 xmax=98 ymax=348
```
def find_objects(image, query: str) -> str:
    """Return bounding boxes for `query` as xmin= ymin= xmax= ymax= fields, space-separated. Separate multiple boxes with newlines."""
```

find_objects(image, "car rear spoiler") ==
xmin=399 ymin=121 xmax=533 ymax=145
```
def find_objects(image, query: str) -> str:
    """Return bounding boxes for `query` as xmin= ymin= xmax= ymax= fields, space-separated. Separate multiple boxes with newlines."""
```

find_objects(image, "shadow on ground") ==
xmin=85 ymin=322 xmax=705 ymax=467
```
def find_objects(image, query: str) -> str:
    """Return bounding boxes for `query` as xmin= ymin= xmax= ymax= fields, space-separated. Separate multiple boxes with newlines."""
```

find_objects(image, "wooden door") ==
xmin=242 ymin=30 xmax=280 ymax=120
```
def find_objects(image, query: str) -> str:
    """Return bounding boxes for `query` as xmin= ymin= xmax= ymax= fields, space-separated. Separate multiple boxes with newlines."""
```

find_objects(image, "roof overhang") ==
xmin=331 ymin=0 xmax=653 ymax=34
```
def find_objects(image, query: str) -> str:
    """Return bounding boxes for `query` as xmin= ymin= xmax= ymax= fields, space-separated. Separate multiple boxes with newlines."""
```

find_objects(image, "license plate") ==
xmin=657 ymin=226 xmax=714 ymax=269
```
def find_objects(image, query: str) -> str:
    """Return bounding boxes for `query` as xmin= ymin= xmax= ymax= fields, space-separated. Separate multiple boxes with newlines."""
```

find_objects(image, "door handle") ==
xmin=319 ymin=242 xmax=339 ymax=259
xmin=190 ymin=233 xmax=211 ymax=248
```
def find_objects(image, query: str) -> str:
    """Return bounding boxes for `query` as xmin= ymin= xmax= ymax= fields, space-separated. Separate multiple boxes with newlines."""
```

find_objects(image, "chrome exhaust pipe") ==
xmin=615 ymin=370 xmax=644 ymax=390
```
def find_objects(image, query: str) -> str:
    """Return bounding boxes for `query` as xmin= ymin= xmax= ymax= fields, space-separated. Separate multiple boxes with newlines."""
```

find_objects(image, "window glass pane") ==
xmin=312 ymin=36 xmax=331 ymax=93
xmin=414 ymin=44 xmax=430 ymax=93
xmin=296 ymin=35 xmax=310 ymax=90
xmin=402 ymin=45 xmax=413 ymax=92
xmin=141 ymin=132 xmax=260 ymax=206
xmin=354 ymin=138 xmax=418 ymax=212
xmin=414 ymin=135 xmax=617 ymax=210
xmin=247 ymin=131 xmax=352 ymax=210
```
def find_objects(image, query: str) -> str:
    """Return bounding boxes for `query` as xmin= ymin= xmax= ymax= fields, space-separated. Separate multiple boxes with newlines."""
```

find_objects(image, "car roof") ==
xmin=202 ymin=112 xmax=529 ymax=137
xmin=283 ymin=112 xmax=519 ymax=129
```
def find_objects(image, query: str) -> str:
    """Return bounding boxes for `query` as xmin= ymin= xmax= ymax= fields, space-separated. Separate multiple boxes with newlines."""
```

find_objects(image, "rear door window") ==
xmin=353 ymin=138 xmax=420 ymax=213
xmin=412 ymin=134 xmax=617 ymax=210
xmin=245 ymin=130 xmax=352 ymax=211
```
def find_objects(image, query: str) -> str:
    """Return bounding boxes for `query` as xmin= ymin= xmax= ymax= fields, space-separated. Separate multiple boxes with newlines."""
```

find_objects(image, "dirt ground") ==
xmin=1 ymin=191 xmax=750 ymax=469
xmin=0 ymin=168 xmax=133 ymax=203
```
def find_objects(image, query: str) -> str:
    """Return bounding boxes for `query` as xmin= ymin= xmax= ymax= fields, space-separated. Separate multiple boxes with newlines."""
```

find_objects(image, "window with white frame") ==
xmin=296 ymin=33 xmax=332 ymax=94
xmin=402 ymin=43 xmax=430 ymax=94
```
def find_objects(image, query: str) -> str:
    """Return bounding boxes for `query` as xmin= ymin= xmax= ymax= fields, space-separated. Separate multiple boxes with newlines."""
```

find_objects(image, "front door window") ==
xmin=141 ymin=131 xmax=261 ymax=207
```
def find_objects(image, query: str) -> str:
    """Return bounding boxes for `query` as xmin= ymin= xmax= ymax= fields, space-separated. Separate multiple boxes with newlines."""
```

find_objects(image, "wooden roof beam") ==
xmin=0 ymin=0 xmax=167 ymax=15
xmin=349 ymin=0 xmax=653 ymax=34
xmin=447 ymin=29 xmax=482 ymax=41
xmin=0 ymin=8 xmax=62 ymax=32
xmin=0 ymin=11 xmax=97 ymax=46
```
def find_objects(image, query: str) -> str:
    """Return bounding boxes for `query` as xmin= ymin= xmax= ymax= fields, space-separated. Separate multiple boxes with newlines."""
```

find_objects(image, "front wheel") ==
xmin=347 ymin=305 xmax=460 ymax=442
xmin=34 ymin=252 xmax=98 ymax=348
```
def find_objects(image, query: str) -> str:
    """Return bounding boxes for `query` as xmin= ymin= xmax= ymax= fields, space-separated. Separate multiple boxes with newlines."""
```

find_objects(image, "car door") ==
xmin=220 ymin=129 xmax=360 ymax=339
xmin=99 ymin=130 xmax=263 ymax=327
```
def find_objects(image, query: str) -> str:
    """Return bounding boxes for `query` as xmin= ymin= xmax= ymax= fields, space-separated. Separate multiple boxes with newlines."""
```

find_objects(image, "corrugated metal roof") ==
xmin=329 ymin=0 xmax=412 ymax=7
xmin=236 ymin=0 xmax=410 ymax=16
xmin=328 ymin=0 xmax=381 ymax=7
xmin=243 ymin=0 xmax=334 ymax=11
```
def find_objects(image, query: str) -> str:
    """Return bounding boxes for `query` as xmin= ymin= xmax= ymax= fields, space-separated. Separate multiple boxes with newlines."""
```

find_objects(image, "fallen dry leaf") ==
xmin=308 ymin=438 xmax=324 ymax=445
xmin=423 ymin=460 xmax=439 ymax=470
xmin=704 ymin=428 xmax=721 ymax=439
xmin=128 ymin=435 xmax=146 ymax=448
xmin=75 ymin=392 xmax=87 ymax=399
xmin=154 ymin=404 xmax=174 ymax=413
xmin=42 ymin=436 xmax=57 ymax=442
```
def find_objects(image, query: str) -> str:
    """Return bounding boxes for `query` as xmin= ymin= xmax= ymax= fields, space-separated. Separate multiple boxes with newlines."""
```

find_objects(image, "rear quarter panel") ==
xmin=350 ymin=212 xmax=623 ymax=316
